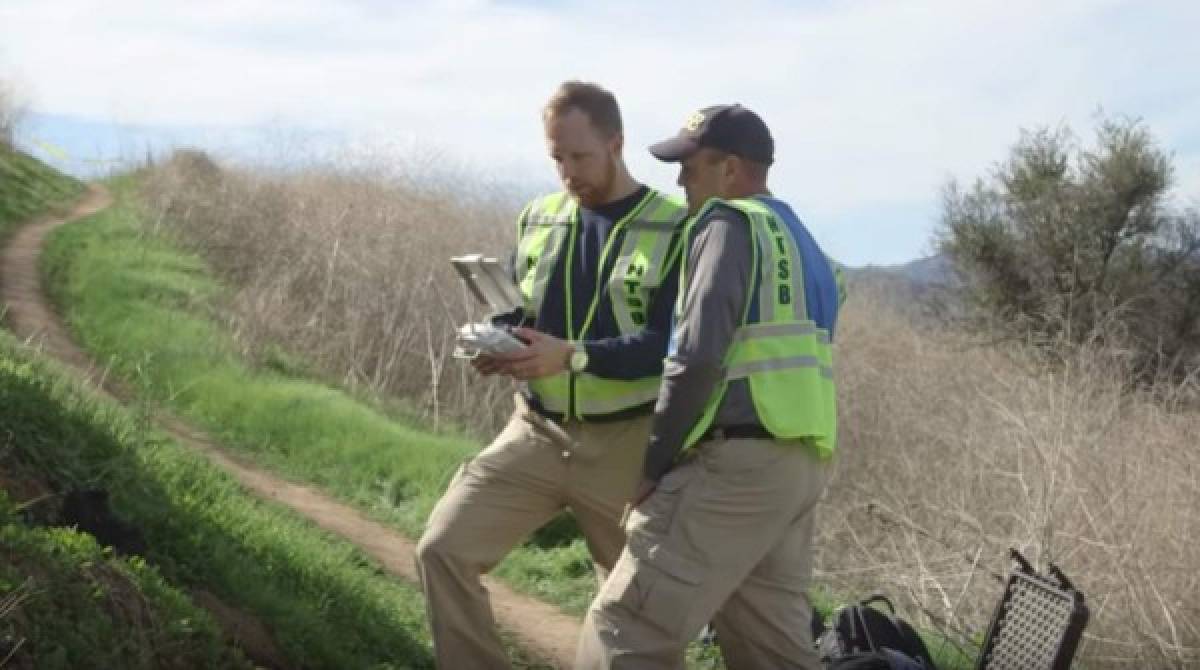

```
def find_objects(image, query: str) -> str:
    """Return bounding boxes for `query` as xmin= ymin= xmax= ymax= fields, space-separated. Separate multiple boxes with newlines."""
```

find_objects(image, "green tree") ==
xmin=937 ymin=117 xmax=1200 ymax=377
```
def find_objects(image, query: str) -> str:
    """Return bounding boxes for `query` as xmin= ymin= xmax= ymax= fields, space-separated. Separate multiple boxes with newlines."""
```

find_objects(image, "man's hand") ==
xmin=619 ymin=478 xmax=659 ymax=529
xmin=492 ymin=327 xmax=573 ymax=381
xmin=470 ymin=354 xmax=510 ymax=377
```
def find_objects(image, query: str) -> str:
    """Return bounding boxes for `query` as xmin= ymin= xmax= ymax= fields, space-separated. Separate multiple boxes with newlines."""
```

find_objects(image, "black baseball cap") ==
xmin=649 ymin=104 xmax=774 ymax=165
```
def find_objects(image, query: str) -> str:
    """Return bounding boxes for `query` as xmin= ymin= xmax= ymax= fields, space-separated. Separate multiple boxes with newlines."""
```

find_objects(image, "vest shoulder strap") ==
xmin=524 ymin=192 xmax=575 ymax=227
xmin=631 ymin=191 xmax=687 ymax=228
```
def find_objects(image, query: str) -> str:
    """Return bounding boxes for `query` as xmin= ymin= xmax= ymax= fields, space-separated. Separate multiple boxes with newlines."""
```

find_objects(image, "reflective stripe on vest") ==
xmin=681 ymin=196 xmax=838 ymax=459
xmin=515 ymin=190 xmax=687 ymax=416
xmin=516 ymin=193 xmax=574 ymax=321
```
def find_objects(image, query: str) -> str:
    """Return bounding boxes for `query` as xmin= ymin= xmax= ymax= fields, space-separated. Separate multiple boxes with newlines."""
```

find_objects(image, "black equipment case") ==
xmin=975 ymin=549 xmax=1089 ymax=670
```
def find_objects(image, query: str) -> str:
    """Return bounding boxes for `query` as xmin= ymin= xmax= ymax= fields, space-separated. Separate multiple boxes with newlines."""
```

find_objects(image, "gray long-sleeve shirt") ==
xmin=642 ymin=204 xmax=760 ymax=482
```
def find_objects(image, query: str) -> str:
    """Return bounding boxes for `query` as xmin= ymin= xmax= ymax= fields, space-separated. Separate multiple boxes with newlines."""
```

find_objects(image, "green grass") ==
xmin=41 ymin=174 xmax=604 ymax=616
xmin=0 ymin=492 xmax=247 ymax=670
xmin=0 ymin=331 xmax=445 ymax=668
xmin=0 ymin=144 xmax=83 ymax=242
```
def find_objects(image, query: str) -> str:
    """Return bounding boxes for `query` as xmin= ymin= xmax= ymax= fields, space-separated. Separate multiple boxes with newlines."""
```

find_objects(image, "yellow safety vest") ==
xmin=515 ymin=189 xmax=687 ymax=417
xmin=681 ymin=197 xmax=841 ymax=459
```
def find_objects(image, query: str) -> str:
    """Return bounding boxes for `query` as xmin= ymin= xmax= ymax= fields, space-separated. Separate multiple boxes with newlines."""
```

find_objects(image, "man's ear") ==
xmin=609 ymin=132 xmax=624 ymax=157
xmin=723 ymin=155 xmax=740 ymax=182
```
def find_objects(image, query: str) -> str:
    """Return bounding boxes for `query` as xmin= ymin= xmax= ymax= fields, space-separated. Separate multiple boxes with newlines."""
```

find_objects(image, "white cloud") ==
xmin=3 ymin=0 xmax=1198 ymax=264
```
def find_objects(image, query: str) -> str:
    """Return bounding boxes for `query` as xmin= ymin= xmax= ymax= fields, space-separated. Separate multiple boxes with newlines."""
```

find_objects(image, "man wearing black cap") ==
xmin=576 ymin=105 xmax=845 ymax=669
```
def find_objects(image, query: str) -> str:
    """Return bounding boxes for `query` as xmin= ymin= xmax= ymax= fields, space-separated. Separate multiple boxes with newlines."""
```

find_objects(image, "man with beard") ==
xmin=415 ymin=81 xmax=688 ymax=669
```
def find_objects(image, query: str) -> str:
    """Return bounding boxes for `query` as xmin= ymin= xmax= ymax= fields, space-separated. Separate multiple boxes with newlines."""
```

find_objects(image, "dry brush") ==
xmin=828 ymin=283 xmax=1200 ymax=667
xmin=141 ymin=149 xmax=523 ymax=435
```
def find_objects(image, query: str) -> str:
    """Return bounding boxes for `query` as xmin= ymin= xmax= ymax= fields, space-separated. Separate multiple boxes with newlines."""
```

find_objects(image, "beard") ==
xmin=568 ymin=156 xmax=618 ymax=208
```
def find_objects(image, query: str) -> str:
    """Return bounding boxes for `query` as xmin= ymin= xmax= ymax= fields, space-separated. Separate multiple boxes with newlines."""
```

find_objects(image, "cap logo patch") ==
xmin=684 ymin=111 xmax=705 ymax=132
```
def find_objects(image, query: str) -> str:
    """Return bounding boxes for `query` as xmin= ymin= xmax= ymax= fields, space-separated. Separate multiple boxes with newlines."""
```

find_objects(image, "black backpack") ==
xmin=816 ymin=595 xmax=937 ymax=669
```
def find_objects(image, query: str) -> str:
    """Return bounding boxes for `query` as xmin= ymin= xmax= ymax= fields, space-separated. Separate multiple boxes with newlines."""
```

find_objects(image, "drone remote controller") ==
xmin=453 ymin=322 xmax=526 ymax=359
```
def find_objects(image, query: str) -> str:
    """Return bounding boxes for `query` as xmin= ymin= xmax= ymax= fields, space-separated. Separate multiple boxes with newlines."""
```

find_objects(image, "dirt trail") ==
xmin=0 ymin=185 xmax=581 ymax=669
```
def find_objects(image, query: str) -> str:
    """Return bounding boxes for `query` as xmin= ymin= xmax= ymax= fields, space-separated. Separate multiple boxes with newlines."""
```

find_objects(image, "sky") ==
xmin=2 ymin=0 xmax=1198 ymax=266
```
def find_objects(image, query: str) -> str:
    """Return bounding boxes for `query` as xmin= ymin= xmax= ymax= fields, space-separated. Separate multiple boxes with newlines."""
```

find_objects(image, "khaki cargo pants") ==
xmin=576 ymin=436 xmax=833 ymax=670
xmin=415 ymin=394 xmax=651 ymax=669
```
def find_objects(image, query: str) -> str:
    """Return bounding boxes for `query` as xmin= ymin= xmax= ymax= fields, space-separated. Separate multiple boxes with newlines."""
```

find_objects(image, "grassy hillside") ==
xmin=0 ymin=154 xmax=247 ymax=667
xmin=42 ymin=175 xmax=605 ymax=616
xmin=0 ymin=491 xmax=246 ymax=669
xmin=0 ymin=330 xmax=447 ymax=668
xmin=0 ymin=145 xmax=83 ymax=241
xmin=0 ymin=152 xmax=464 ymax=668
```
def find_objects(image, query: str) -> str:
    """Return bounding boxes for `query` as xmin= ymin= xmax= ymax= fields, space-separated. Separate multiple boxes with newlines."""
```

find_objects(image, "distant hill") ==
xmin=843 ymin=253 xmax=958 ymax=317
xmin=845 ymin=252 xmax=954 ymax=287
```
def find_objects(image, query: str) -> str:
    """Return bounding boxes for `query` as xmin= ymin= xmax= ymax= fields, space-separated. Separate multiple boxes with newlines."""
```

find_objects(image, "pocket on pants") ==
xmin=640 ymin=554 xmax=703 ymax=638
xmin=624 ymin=463 xmax=697 ymax=538
xmin=612 ymin=535 xmax=704 ymax=640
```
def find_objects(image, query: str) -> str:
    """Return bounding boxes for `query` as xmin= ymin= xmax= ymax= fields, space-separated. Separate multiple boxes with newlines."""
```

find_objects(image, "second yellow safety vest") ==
xmin=680 ymin=196 xmax=841 ymax=459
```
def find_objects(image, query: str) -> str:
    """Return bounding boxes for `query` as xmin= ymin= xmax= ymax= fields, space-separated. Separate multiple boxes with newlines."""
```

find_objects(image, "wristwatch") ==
xmin=569 ymin=341 xmax=589 ymax=373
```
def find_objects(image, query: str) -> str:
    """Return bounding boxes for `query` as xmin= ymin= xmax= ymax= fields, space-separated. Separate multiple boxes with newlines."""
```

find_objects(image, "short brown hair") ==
xmin=543 ymin=81 xmax=623 ymax=138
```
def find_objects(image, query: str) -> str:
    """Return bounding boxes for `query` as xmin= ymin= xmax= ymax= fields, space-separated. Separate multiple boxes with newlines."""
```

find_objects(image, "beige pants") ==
xmin=415 ymin=394 xmax=651 ymax=669
xmin=575 ymin=436 xmax=833 ymax=670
